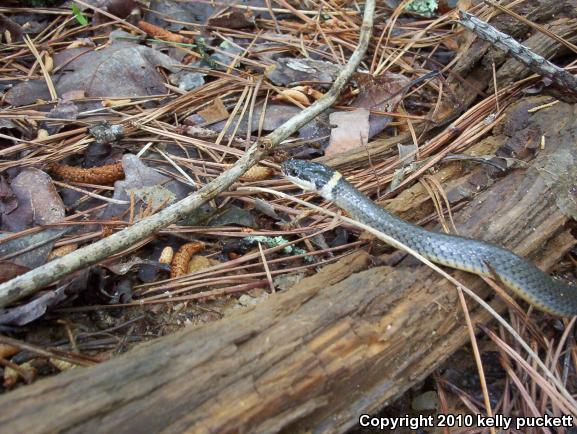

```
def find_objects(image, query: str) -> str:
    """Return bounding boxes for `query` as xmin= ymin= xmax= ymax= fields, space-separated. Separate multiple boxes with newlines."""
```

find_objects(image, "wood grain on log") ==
xmin=0 ymin=100 xmax=576 ymax=433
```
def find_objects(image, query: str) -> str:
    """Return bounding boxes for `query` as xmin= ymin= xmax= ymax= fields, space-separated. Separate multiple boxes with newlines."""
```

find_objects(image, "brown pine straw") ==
xmin=1 ymin=0 xmax=576 ymax=421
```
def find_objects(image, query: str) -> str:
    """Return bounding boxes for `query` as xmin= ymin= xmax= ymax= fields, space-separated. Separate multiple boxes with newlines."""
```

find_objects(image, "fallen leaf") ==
xmin=87 ymin=0 xmax=139 ymax=25
xmin=50 ymin=358 xmax=77 ymax=372
xmin=3 ymin=361 xmax=36 ymax=387
xmin=0 ymin=14 xmax=23 ymax=43
xmin=144 ymin=0 xmax=270 ymax=30
xmin=197 ymin=97 xmax=229 ymax=124
xmin=66 ymin=38 xmax=95 ymax=49
xmin=0 ymin=175 xmax=17 ymax=217
xmin=0 ymin=285 xmax=68 ymax=326
xmin=398 ymin=142 xmax=419 ymax=164
xmin=3 ymin=168 xmax=65 ymax=232
xmin=185 ymin=102 xmax=331 ymax=144
xmin=47 ymin=244 xmax=78 ymax=260
xmin=265 ymin=57 xmax=341 ymax=88
xmin=352 ymin=72 xmax=411 ymax=138
xmin=207 ymin=10 xmax=255 ymax=29
xmin=168 ymin=71 xmax=205 ymax=91
xmin=101 ymin=154 xmax=192 ymax=220
xmin=5 ymin=40 xmax=179 ymax=106
xmin=187 ymin=255 xmax=216 ymax=274
xmin=61 ymin=89 xmax=86 ymax=101
xmin=0 ymin=168 xmax=70 ymax=269
xmin=0 ymin=261 xmax=29 ymax=283
xmin=325 ymin=108 xmax=370 ymax=156
xmin=441 ymin=35 xmax=460 ymax=52
xmin=208 ymin=205 xmax=257 ymax=228
xmin=158 ymin=246 xmax=174 ymax=264
xmin=272 ymin=88 xmax=310 ymax=106
xmin=45 ymin=100 xmax=79 ymax=134
xmin=138 ymin=245 xmax=173 ymax=282
xmin=456 ymin=0 xmax=471 ymax=11
xmin=0 ymin=344 xmax=19 ymax=359
xmin=0 ymin=119 xmax=16 ymax=131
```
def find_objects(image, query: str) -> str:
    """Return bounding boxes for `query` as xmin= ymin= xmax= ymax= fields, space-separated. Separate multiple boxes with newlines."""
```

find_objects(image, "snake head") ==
xmin=281 ymin=159 xmax=336 ymax=192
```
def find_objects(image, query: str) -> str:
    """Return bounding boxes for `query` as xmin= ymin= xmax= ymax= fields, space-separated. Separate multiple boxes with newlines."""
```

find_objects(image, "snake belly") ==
xmin=326 ymin=172 xmax=577 ymax=317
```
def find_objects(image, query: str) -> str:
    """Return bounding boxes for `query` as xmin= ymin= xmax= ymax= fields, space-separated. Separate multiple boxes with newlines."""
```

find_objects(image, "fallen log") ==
xmin=1 ymin=99 xmax=576 ymax=433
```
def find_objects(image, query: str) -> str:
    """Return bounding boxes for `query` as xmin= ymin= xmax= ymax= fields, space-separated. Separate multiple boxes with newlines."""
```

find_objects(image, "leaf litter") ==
xmin=0 ymin=0 xmax=575 ymax=427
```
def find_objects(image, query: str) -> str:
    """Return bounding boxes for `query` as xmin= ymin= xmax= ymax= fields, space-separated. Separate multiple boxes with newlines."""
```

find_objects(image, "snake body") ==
xmin=281 ymin=159 xmax=577 ymax=317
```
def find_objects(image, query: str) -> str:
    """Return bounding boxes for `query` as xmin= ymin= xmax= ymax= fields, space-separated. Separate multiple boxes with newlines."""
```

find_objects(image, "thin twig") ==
xmin=459 ymin=11 xmax=577 ymax=98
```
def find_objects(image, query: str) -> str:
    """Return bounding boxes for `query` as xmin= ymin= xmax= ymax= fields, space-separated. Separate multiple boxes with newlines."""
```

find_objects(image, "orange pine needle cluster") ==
xmin=138 ymin=21 xmax=191 ymax=44
xmin=48 ymin=162 xmax=124 ymax=185
xmin=170 ymin=241 xmax=205 ymax=278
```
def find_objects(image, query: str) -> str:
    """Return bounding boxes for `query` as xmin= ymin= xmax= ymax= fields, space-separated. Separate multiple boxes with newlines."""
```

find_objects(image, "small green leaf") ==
xmin=71 ymin=4 xmax=89 ymax=26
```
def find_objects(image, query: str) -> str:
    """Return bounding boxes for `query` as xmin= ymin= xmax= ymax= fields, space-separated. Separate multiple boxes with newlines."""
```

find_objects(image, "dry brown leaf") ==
xmin=0 ymin=344 xmax=19 ymax=359
xmin=187 ymin=255 xmax=216 ymax=274
xmin=325 ymin=108 xmax=370 ymax=156
xmin=6 ymin=42 xmax=179 ymax=106
xmin=198 ymin=98 xmax=229 ymax=123
xmin=352 ymin=72 xmax=410 ymax=138
xmin=61 ymin=89 xmax=86 ymax=101
xmin=273 ymin=88 xmax=310 ymax=106
xmin=48 ymin=244 xmax=78 ymax=260
xmin=457 ymin=0 xmax=472 ymax=11
xmin=207 ymin=10 xmax=255 ymax=29
xmin=66 ymin=39 xmax=94 ymax=49
xmin=3 ymin=168 xmax=65 ymax=232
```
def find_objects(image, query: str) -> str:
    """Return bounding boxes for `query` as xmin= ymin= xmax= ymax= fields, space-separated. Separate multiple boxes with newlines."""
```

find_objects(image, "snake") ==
xmin=281 ymin=159 xmax=577 ymax=317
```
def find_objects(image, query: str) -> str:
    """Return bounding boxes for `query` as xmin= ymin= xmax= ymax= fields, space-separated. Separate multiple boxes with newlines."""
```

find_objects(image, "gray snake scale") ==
xmin=281 ymin=159 xmax=577 ymax=317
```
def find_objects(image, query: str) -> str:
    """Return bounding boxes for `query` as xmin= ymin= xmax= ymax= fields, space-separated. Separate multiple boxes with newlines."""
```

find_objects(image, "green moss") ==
xmin=243 ymin=236 xmax=313 ymax=261
xmin=405 ymin=0 xmax=438 ymax=17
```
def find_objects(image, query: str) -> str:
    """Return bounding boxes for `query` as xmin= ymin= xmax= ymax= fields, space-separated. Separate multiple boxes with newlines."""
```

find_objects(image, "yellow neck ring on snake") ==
xmin=281 ymin=159 xmax=577 ymax=317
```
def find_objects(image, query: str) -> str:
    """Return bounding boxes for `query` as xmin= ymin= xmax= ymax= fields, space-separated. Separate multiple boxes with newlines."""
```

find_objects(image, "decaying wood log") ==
xmin=1 ymin=99 xmax=576 ymax=433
